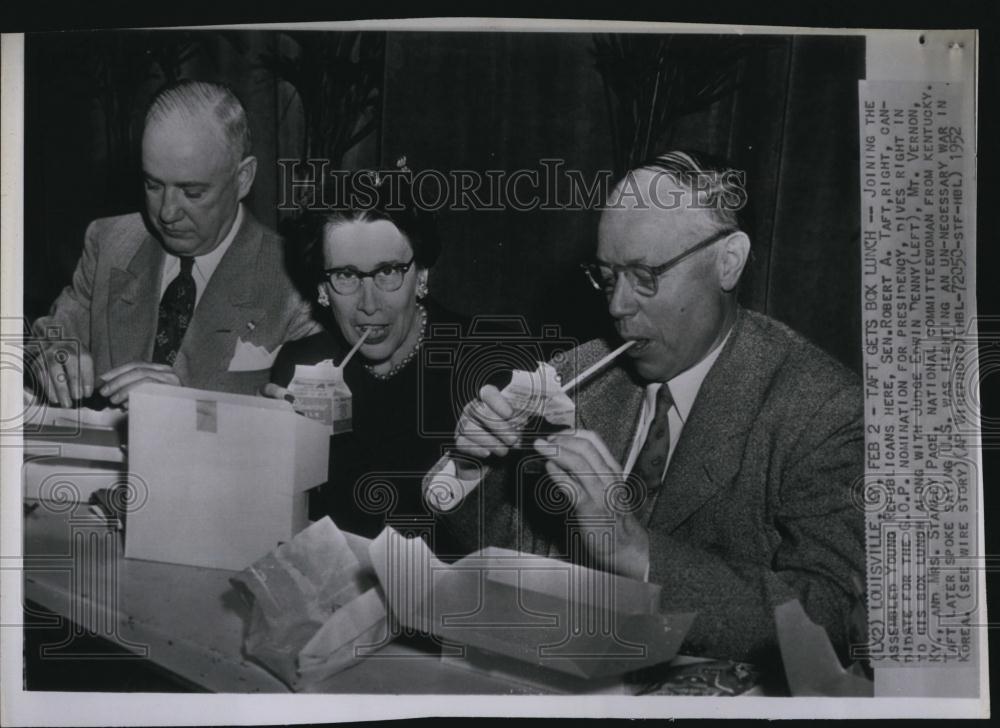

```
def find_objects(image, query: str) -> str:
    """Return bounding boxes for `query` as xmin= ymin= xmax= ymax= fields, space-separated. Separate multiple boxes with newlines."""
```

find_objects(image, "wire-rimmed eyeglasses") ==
xmin=581 ymin=228 xmax=735 ymax=298
xmin=322 ymin=258 xmax=416 ymax=295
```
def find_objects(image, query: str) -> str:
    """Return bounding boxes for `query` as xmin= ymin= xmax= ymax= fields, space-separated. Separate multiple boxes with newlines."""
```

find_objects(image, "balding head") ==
xmin=595 ymin=151 xmax=751 ymax=382
xmin=141 ymin=81 xmax=257 ymax=257
xmin=145 ymin=80 xmax=251 ymax=164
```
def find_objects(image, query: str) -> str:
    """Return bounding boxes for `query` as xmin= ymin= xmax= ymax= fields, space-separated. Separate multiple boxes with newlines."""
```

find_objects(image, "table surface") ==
xmin=22 ymin=500 xmax=650 ymax=695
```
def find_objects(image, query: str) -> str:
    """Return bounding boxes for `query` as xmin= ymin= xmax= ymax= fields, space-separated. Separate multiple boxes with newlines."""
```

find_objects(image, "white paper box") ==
xmin=126 ymin=383 xmax=330 ymax=570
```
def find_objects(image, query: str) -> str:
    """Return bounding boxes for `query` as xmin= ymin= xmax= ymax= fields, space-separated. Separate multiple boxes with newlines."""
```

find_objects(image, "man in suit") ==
xmin=426 ymin=151 xmax=866 ymax=671
xmin=31 ymin=80 xmax=317 ymax=406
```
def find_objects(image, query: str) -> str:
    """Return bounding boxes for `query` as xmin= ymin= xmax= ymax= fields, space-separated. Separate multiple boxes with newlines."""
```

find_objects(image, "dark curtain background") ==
xmin=24 ymin=30 xmax=863 ymax=372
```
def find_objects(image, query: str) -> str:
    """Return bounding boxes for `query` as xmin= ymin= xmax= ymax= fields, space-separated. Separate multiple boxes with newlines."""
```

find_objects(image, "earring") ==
xmin=416 ymin=276 xmax=429 ymax=301
xmin=317 ymin=286 xmax=330 ymax=307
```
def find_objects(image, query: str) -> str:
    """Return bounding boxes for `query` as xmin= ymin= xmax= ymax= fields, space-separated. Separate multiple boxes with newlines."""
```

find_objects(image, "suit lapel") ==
xmin=575 ymin=363 xmax=645 ymax=466
xmin=651 ymin=309 xmax=782 ymax=533
xmin=556 ymin=341 xmax=646 ymax=466
xmin=107 ymin=233 xmax=163 ymax=367
xmin=177 ymin=213 xmax=268 ymax=380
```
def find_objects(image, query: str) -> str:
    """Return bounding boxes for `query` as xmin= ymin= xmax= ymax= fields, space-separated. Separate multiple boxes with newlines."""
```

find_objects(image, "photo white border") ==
xmin=0 ymin=18 xmax=988 ymax=724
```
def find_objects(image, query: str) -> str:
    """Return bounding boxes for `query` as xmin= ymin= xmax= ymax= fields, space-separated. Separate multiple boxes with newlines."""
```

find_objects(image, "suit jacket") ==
xmin=33 ymin=211 xmax=318 ymax=395
xmin=439 ymin=308 xmax=866 ymax=669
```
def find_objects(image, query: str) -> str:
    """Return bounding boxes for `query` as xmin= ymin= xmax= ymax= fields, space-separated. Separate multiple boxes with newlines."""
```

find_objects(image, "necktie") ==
xmin=152 ymin=256 xmax=196 ymax=365
xmin=632 ymin=384 xmax=673 ymax=525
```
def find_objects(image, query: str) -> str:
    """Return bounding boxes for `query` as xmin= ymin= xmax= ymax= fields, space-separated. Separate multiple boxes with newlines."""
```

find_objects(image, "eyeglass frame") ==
xmin=321 ymin=257 xmax=417 ymax=295
xmin=581 ymin=228 xmax=737 ymax=298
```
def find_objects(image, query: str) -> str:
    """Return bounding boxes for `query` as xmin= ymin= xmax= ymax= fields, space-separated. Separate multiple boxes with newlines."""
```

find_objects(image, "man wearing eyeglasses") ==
xmin=426 ymin=151 xmax=865 ymax=673
xmin=30 ymin=81 xmax=318 ymax=406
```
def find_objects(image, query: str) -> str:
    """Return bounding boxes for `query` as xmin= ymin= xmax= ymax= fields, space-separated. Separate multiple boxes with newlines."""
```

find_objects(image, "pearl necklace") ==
xmin=363 ymin=304 xmax=428 ymax=380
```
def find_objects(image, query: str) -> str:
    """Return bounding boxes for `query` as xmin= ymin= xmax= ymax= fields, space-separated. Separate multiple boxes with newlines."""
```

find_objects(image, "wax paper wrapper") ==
xmin=500 ymin=362 xmax=575 ymax=428
xmin=287 ymin=359 xmax=353 ymax=433
xmin=231 ymin=517 xmax=386 ymax=690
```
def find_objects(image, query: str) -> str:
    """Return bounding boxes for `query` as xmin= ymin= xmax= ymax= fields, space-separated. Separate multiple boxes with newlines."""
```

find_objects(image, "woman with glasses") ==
xmin=264 ymin=170 xmax=468 ymax=546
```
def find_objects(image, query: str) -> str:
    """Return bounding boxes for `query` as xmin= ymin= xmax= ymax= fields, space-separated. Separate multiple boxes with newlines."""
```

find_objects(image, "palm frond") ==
xmin=258 ymin=31 xmax=385 ymax=167
xmin=593 ymin=33 xmax=771 ymax=174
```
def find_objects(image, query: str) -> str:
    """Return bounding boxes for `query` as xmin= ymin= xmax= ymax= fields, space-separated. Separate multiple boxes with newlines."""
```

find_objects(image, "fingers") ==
xmin=260 ymin=382 xmax=293 ymax=402
xmin=534 ymin=429 xmax=622 ymax=479
xmin=38 ymin=347 xmax=73 ymax=407
xmin=60 ymin=346 xmax=95 ymax=401
xmin=61 ymin=354 xmax=83 ymax=403
xmin=99 ymin=363 xmax=180 ymax=405
xmin=534 ymin=430 xmax=623 ymax=514
xmin=105 ymin=373 xmax=179 ymax=405
xmin=100 ymin=360 xmax=173 ymax=382
xmin=454 ymin=385 xmax=524 ymax=459
xmin=542 ymin=460 xmax=605 ymax=520
xmin=78 ymin=348 xmax=95 ymax=399
xmin=455 ymin=416 xmax=513 ymax=459
xmin=543 ymin=458 xmax=649 ymax=580
xmin=479 ymin=384 xmax=514 ymax=420
xmin=42 ymin=356 xmax=69 ymax=408
xmin=571 ymin=429 xmax=624 ymax=472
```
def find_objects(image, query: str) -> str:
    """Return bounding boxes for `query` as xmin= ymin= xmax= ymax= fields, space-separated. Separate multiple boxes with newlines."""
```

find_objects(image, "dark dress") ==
xmin=271 ymin=300 xmax=470 ymax=554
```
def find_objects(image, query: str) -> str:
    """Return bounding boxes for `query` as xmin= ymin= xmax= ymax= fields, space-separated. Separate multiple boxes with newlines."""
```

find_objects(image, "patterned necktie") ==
xmin=152 ymin=256 xmax=196 ymax=365
xmin=632 ymin=384 xmax=674 ymax=525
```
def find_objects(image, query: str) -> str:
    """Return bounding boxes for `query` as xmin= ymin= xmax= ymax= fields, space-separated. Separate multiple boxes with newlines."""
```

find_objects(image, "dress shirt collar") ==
xmin=160 ymin=204 xmax=244 ymax=303
xmin=189 ymin=203 xmax=243 ymax=280
xmin=646 ymin=322 xmax=735 ymax=424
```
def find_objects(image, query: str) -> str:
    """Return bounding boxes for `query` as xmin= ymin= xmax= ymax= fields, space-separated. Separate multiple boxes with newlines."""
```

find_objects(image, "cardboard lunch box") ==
xmin=126 ymin=383 xmax=330 ymax=571
xmin=233 ymin=520 xmax=695 ymax=690
xmin=369 ymin=527 xmax=696 ymax=680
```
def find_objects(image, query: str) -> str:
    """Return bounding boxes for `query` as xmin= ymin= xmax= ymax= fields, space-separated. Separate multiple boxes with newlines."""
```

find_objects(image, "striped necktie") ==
xmin=632 ymin=384 xmax=673 ymax=525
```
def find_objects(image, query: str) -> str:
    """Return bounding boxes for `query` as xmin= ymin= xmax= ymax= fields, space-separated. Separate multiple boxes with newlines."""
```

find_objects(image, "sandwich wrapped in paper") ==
xmin=231 ymin=518 xmax=386 ymax=690
xmin=500 ymin=362 xmax=576 ymax=429
xmin=426 ymin=362 xmax=577 ymax=512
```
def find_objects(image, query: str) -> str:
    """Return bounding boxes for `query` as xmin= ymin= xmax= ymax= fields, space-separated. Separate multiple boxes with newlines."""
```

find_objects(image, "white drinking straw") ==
xmin=560 ymin=340 xmax=636 ymax=393
xmin=340 ymin=328 xmax=372 ymax=368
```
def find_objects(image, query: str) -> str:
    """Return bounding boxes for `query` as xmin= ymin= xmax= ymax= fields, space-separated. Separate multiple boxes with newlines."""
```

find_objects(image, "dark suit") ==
xmin=33 ymin=210 xmax=318 ymax=395
xmin=438 ymin=308 xmax=866 ymax=668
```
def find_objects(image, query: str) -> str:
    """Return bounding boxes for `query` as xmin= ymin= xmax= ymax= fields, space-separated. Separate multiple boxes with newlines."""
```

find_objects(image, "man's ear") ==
xmin=236 ymin=156 xmax=258 ymax=200
xmin=717 ymin=231 xmax=751 ymax=292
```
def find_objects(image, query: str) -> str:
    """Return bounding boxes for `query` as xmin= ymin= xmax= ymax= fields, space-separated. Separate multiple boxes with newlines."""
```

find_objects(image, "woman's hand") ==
xmin=259 ymin=382 xmax=296 ymax=403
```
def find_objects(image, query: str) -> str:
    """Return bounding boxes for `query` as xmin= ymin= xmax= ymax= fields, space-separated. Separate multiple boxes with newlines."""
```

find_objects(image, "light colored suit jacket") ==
xmin=439 ymin=308 xmax=866 ymax=669
xmin=33 ymin=211 xmax=318 ymax=395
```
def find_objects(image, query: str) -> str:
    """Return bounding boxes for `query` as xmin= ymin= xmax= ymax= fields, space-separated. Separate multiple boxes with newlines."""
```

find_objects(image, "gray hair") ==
xmin=618 ymin=150 xmax=748 ymax=233
xmin=144 ymin=80 xmax=252 ymax=161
